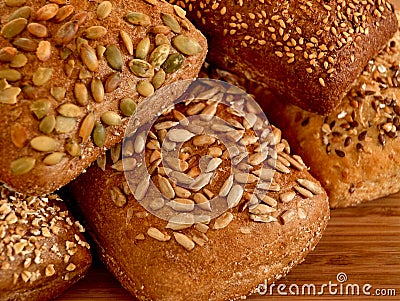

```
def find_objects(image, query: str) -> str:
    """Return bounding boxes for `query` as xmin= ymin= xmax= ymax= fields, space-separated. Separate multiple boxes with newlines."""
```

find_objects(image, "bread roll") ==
xmin=67 ymin=79 xmax=329 ymax=300
xmin=0 ymin=183 xmax=92 ymax=301
xmin=255 ymin=18 xmax=400 ymax=208
xmin=170 ymin=0 xmax=397 ymax=114
xmin=0 ymin=0 xmax=207 ymax=196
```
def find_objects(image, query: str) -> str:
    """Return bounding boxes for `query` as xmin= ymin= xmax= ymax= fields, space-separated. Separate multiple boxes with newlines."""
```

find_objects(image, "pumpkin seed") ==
xmin=120 ymin=98 xmax=136 ymax=116
xmin=74 ymin=83 xmax=88 ymax=105
xmin=120 ymin=30 xmax=133 ymax=55
xmin=85 ymin=26 xmax=107 ymax=39
xmin=155 ymin=34 xmax=170 ymax=46
xmin=79 ymin=112 xmax=95 ymax=142
xmin=54 ymin=5 xmax=74 ymax=22
xmin=105 ymin=45 xmax=123 ymax=71
xmin=27 ymin=23 xmax=48 ymax=38
xmin=96 ymin=45 xmax=106 ymax=59
xmin=161 ymin=13 xmax=181 ymax=33
xmin=91 ymin=77 xmax=104 ymax=103
xmin=6 ymin=0 xmax=26 ymax=7
xmin=32 ymin=67 xmax=52 ymax=86
xmin=0 ymin=47 xmax=17 ymax=62
xmin=97 ymin=1 xmax=112 ymax=19
xmin=136 ymin=36 xmax=150 ymax=59
xmin=10 ymin=123 xmax=27 ymax=147
xmin=30 ymin=99 xmax=51 ymax=119
xmin=93 ymin=122 xmax=106 ymax=147
xmin=65 ymin=139 xmax=81 ymax=157
xmin=60 ymin=47 xmax=72 ymax=60
xmin=1 ymin=18 xmax=28 ymax=39
xmin=30 ymin=136 xmax=58 ymax=152
xmin=125 ymin=12 xmax=151 ymax=26
xmin=8 ymin=6 xmax=31 ymax=21
xmin=173 ymin=5 xmax=186 ymax=18
xmin=36 ymin=41 xmax=51 ymax=61
xmin=57 ymin=103 xmax=82 ymax=117
xmin=43 ymin=152 xmax=65 ymax=165
xmin=173 ymin=35 xmax=203 ymax=55
xmin=149 ymin=44 xmax=170 ymax=67
xmin=36 ymin=4 xmax=59 ymax=21
xmin=152 ymin=69 xmax=166 ymax=89
xmin=50 ymin=87 xmax=66 ymax=101
xmin=104 ymin=72 xmax=121 ymax=92
xmin=12 ymin=38 xmax=38 ymax=52
xmin=136 ymin=80 xmax=154 ymax=97
xmin=80 ymin=43 xmax=98 ymax=72
xmin=55 ymin=116 xmax=76 ymax=133
xmin=10 ymin=157 xmax=35 ymax=175
xmin=162 ymin=53 xmax=184 ymax=73
xmin=101 ymin=111 xmax=122 ymax=126
xmin=150 ymin=25 xmax=171 ymax=35
xmin=54 ymin=21 xmax=79 ymax=45
xmin=0 ymin=69 xmax=21 ymax=82
xmin=79 ymin=67 xmax=92 ymax=80
xmin=39 ymin=115 xmax=56 ymax=134
xmin=129 ymin=59 xmax=154 ymax=77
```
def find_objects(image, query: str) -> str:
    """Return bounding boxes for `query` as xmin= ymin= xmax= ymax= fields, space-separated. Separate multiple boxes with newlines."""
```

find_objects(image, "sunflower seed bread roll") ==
xmin=257 ymin=17 xmax=400 ymax=208
xmin=169 ymin=0 xmax=397 ymax=114
xmin=0 ymin=183 xmax=92 ymax=301
xmin=0 ymin=0 xmax=207 ymax=196
xmin=67 ymin=80 xmax=329 ymax=301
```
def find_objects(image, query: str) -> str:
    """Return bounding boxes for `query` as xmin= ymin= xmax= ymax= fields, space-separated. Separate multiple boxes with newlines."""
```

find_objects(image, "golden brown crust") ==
xmin=0 ymin=184 xmax=92 ymax=301
xmin=256 ymin=17 xmax=400 ymax=208
xmin=0 ymin=0 xmax=207 ymax=196
xmin=170 ymin=0 xmax=397 ymax=115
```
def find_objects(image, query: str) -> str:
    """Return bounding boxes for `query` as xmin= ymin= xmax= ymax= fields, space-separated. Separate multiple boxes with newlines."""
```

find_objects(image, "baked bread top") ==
xmin=170 ymin=0 xmax=398 ymax=114
xmin=0 ymin=0 xmax=207 ymax=196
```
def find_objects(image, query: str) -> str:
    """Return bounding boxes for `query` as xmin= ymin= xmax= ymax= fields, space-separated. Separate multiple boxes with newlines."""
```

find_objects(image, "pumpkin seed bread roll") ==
xmin=68 ymin=79 xmax=329 ymax=301
xmin=0 ymin=183 xmax=92 ymax=301
xmin=255 ymin=18 xmax=400 ymax=208
xmin=169 ymin=0 xmax=397 ymax=114
xmin=0 ymin=0 xmax=207 ymax=196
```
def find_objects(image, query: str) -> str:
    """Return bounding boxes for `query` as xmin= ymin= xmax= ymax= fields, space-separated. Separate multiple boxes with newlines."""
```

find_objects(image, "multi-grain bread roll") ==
xmin=169 ymin=0 xmax=397 ymax=114
xmin=0 ymin=183 xmax=92 ymax=301
xmin=257 ymin=19 xmax=400 ymax=208
xmin=68 ymin=79 xmax=329 ymax=301
xmin=0 ymin=0 xmax=207 ymax=196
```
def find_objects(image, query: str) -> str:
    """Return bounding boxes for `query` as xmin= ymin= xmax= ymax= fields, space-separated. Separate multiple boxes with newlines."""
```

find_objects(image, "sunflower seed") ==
xmin=101 ymin=111 xmax=122 ymax=126
xmin=173 ymin=5 xmax=186 ymax=18
xmin=167 ymin=198 xmax=194 ymax=212
xmin=30 ymin=136 xmax=58 ymax=152
xmin=136 ymin=36 xmax=150 ymax=59
xmin=169 ymin=171 xmax=194 ymax=185
xmin=297 ymin=179 xmax=324 ymax=195
xmin=6 ymin=0 xmax=26 ymax=7
xmin=227 ymin=184 xmax=243 ymax=208
xmin=39 ymin=115 xmax=56 ymax=134
xmin=30 ymin=99 xmax=51 ymax=119
xmin=193 ymin=193 xmax=211 ymax=211
xmin=129 ymin=59 xmax=154 ymax=78
xmin=105 ymin=72 xmax=122 ymax=92
xmin=294 ymin=186 xmax=314 ymax=199
xmin=194 ymin=223 xmax=209 ymax=234
xmin=0 ymin=87 xmax=20 ymax=104
xmin=232 ymin=152 xmax=247 ymax=165
xmin=279 ymin=191 xmax=296 ymax=203
xmin=188 ymin=173 xmax=212 ymax=191
xmin=149 ymin=44 xmax=170 ymax=68
xmin=163 ymin=157 xmax=188 ymax=172
xmin=116 ymin=30 xmax=133 ymax=55
xmin=154 ymin=121 xmax=179 ymax=131
xmin=275 ymin=161 xmax=291 ymax=174
xmin=280 ymin=209 xmax=297 ymax=224
xmin=187 ymin=102 xmax=206 ymax=115
xmin=193 ymin=135 xmax=216 ymax=146
xmin=162 ymin=53 xmax=184 ymax=74
xmin=1 ymin=18 xmax=27 ymax=39
xmin=71 ymin=11 xmax=88 ymax=26
xmin=161 ymin=13 xmax=181 ymax=33
xmin=88 ymin=77 xmax=104 ymax=103
xmin=43 ymin=152 xmax=65 ymax=165
xmin=36 ymin=4 xmax=58 ymax=21
xmin=213 ymin=212 xmax=234 ymax=230
xmin=105 ymin=44 xmax=123 ymax=71
xmin=298 ymin=207 xmax=307 ymax=219
xmin=79 ymin=43 xmax=98 ymax=72
xmin=211 ymin=123 xmax=234 ymax=133
xmin=173 ymin=35 xmax=203 ymax=55
xmin=240 ymin=135 xmax=259 ymax=146
xmin=147 ymin=197 xmax=164 ymax=211
xmin=78 ymin=112 xmax=95 ymax=142
xmin=10 ymin=157 xmax=35 ymax=175
xmin=174 ymin=232 xmax=195 ymax=251
xmin=147 ymin=227 xmax=170 ymax=242
xmin=249 ymin=204 xmax=276 ymax=215
xmin=132 ymin=132 xmax=145 ymax=154
xmin=54 ymin=5 xmax=74 ymax=22
xmin=260 ymin=195 xmax=278 ymax=207
xmin=125 ymin=12 xmax=151 ymax=26
xmin=250 ymin=215 xmax=277 ymax=223
xmin=54 ymin=21 xmax=79 ymax=45
xmin=205 ymin=158 xmax=222 ymax=173
xmin=8 ymin=6 xmax=31 ymax=21
xmin=97 ymin=1 xmax=112 ymax=19
xmin=156 ymin=175 xmax=174 ymax=199
xmin=249 ymin=151 xmax=268 ymax=166
xmin=174 ymin=186 xmax=191 ymax=198
xmin=219 ymin=175 xmax=234 ymax=197
xmin=10 ymin=123 xmax=27 ymax=148
xmin=168 ymin=129 xmax=195 ymax=142
xmin=235 ymin=173 xmax=258 ymax=184
xmin=109 ymin=186 xmax=127 ymax=208
xmin=146 ymin=139 xmax=160 ymax=150
xmin=0 ymin=47 xmax=17 ymax=62
xmin=136 ymin=80 xmax=154 ymax=97
xmin=32 ymin=67 xmax=52 ymax=86
xmin=166 ymin=213 xmax=194 ymax=230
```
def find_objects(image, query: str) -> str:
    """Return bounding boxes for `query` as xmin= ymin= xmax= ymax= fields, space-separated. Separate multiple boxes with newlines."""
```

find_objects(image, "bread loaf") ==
xmin=0 ymin=183 xmax=92 ymax=301
xmin=170 ymin=0 xmax=397 ymax=114
xmin=0 ymin=0 xmax=207 ymax=196
xmin=68 ymin=79 xmax=329 ymax=300
xmin=256 ymin=17 xmax=400 ymax=208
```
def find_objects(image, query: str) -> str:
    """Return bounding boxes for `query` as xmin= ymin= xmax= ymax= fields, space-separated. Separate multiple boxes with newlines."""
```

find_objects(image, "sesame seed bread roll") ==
xmin=0 ymin=183 xmax=92 ymax=301
xmin=254 ymin=17 xmax=400 ymax=208
xmin=67 ymin=80 xmax=329 ymax=300
xmin=169 ymin=0 xmax=397 ymax=115
xmin=0 ymin=0 xmax=207 ymax=196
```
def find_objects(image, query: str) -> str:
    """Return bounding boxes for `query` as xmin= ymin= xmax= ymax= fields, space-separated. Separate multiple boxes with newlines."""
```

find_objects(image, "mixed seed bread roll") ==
xmin=169 ymin=0 xmax=397 ymax=114
xmin=67 ymin=80 xmax=330 ymax=301
xmin=0 ymin=183 xmax=92 ymax=301
xmin=0 ymin=0 xmax=207 ymax=196
xmin=256 ymin=18 xmax=400 ymax=208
